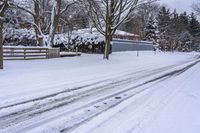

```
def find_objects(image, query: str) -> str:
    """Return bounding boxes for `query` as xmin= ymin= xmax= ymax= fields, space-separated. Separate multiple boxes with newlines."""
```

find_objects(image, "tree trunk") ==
xmin=34 ymin=1 xmax=44 ymax=46
xmin=48 ymin=7 xmax=56 ymax=47
xmin=34 ymin=18 xmax=44 ymax=46
xmin=104 ymin=36 xmax=110 ymax=59
xmin=0 ymin=0 xmax=9 ymax=69
xmin=103 ymin=0 xmax=114 ymax=60
xmin=0 ymin=20 xmax=3 ymax=69
xmin=48 ymin=0 xmax=61 ymax=47
xmin=104 ymin=35 xmax=112 ymax=60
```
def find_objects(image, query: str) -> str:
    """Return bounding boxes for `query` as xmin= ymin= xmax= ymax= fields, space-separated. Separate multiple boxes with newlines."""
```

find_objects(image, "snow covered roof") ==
xmin=114 ymin=30 xmax=139 ymax=37
xmin=73 ymin=28 xmax=139 ymax=37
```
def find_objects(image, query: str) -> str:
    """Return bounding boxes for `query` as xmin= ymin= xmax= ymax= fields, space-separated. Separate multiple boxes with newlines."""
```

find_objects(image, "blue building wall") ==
xmin=112 ymin=40 xmax=156 ymax=52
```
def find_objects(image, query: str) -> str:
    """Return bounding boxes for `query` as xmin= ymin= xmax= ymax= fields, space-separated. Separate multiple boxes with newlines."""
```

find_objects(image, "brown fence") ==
xmin=3 ymin=47 xmax=49 ymax=60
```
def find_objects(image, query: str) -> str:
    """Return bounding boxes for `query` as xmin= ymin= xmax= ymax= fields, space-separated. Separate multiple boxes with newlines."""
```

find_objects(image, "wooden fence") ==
xmin=3 ymin=47 xmax=49 ymax=60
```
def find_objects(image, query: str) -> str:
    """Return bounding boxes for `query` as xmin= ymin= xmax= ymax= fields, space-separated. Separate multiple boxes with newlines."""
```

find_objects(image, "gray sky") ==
xmin=160 ymin=0 xmax=196 ymax=13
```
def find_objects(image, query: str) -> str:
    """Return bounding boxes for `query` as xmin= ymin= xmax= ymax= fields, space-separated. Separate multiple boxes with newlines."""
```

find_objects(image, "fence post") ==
xmin=153 ymin=42 xmax=156 ymax=55
xmin=0 ymin=45 xmax=3 ymax=69
xmin=137 ymin=42 xmax=139 ymax=57
xmin=46 ymin=48 xmax=49 ymax=59
xmin=76 ymin=47 xmax=78 ymax=56
xmin=24 ymin=49 xmax=26 ymax=60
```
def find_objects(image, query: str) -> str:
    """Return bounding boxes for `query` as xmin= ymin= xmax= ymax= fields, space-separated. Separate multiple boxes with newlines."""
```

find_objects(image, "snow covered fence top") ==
xmin=3 ymin=46 xmax=60 ymax=60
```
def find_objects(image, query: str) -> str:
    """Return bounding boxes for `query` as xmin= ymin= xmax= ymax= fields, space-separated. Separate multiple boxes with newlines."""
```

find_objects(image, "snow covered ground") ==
xmin=72 ymin=59 xmax=200 ymax=133
xmin=0 ymin=51 xmax=200 ymax=133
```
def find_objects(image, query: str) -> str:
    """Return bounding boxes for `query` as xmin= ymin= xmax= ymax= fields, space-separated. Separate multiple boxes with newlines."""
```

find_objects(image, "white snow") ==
xmin=74 ymin=28 xmax=138 ymax=37
xmin=0 ymin=51 xmax=195 ymax=105
xmin=4 ymin=28 xmax=36 ymax=40
xmin=4 ymin=28 xmax=139 ymax=46
xmin=0 ymin=51 xmax=200 ymax=133
xmin=72 ymin=62 xmax=200 ymax=133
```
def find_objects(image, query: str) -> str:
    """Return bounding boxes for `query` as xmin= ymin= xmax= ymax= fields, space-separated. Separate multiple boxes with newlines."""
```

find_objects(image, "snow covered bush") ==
xmin=3 ymin=28 xmax=105 ymax=53
xmin=3 ymin=28 xmax=37 ymax=46
xmin=53 ymin=32 xmax=105 ymax=53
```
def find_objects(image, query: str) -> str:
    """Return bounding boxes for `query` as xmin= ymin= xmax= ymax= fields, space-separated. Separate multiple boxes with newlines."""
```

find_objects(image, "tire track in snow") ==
xmin=0 ymin=58 xmax=194 ymax=110
xmin=0 ymin=59 xmax=199 ymax=133
xmin=59 ymin=60 xmax=200 ymax=133
xmin=0 ymin=65 xmax=174 ymax=129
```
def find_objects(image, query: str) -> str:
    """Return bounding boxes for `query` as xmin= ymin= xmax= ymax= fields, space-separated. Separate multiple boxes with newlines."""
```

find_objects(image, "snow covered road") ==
xmin=0 ymin=51 xmax=200 ymax=133
xmin=72 ymin=59 xmax=200 ymax=133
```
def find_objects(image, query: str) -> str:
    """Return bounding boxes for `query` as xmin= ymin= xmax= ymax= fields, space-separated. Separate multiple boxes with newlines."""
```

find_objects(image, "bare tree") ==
xmin=0 ymin=0 xmax=9 ymax=69
xmin=80 ymin=0 xmax=156 ymax=59
xmin=11 ymin=0 xmax=76 ymax=47
xmin=12 ymin=0 xmax=45 ymax=46
xmin=48 ymin=0 xmax=76 ymax=47
xmin=134 ymin=2 xmax=159 ymax=38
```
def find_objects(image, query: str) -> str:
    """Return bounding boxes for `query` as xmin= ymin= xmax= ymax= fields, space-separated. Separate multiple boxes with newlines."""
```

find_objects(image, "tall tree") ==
xmin=157 ymin=6 xmax=171 ymax=50
xmin=188 ymin=13 xmax=200 ymax=37
xmin=12 ymin=0 xmax=45 ymax=46
xmin=119 ymin=2 xmax=160 ymax=38
xmin=188 ymin=13 xmax=200 ymax=50
xmin=48 ymin=0 xmax=76 ymax=47
xmin=80 ymin=0 xmax=156 ymax=59
xmin=168 ymin=10 xmax=180 ymax=50
xmin=179 ymin=12 xmax=189 ymax=30
xmin=134 ymin=2 xmax=159 ymax=38
xmin=0 ymin=0 xmax=9 ymax=69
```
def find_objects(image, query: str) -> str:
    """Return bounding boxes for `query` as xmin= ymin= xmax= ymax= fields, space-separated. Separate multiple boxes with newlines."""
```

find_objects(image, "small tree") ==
xmin=179 ymin=31 xmax=193 ymax=52
xmin=145 ymin=16 xmax=157 ymax=42
xmin=0 ymin=0 xmax=9 ymax=69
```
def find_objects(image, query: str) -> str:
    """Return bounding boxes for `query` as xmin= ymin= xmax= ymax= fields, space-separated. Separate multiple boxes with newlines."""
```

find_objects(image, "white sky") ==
xmin=160 ymin=0 xmax=196 ymax=13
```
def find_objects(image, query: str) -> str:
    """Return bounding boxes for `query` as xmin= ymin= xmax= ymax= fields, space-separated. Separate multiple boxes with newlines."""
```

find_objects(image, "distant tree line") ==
xmin=120 ymin=4 xmax=200 ymax=52
xmin=157 ymin=7 xmax=200 ymax=51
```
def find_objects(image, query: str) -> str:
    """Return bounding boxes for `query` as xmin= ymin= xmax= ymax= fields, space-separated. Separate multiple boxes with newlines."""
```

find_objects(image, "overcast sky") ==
xmin=160 ymin=0 xmax=196 ymax=13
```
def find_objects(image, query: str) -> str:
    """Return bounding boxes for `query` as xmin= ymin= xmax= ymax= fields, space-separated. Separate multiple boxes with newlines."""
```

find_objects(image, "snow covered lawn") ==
xmin=0 ymin=51 xmax=196 ymax=106
xmin=0 ymin=51 xmax=200 ymax=133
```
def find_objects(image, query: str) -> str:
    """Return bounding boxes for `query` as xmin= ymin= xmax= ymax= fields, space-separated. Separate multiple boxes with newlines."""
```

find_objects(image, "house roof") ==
xmin=73 ymin=28 xmax=139 ymax=37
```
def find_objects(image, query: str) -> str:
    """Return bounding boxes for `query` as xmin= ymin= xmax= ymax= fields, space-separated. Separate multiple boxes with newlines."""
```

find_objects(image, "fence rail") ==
xmin=3 ymin=47 xmax=49 ymax=60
